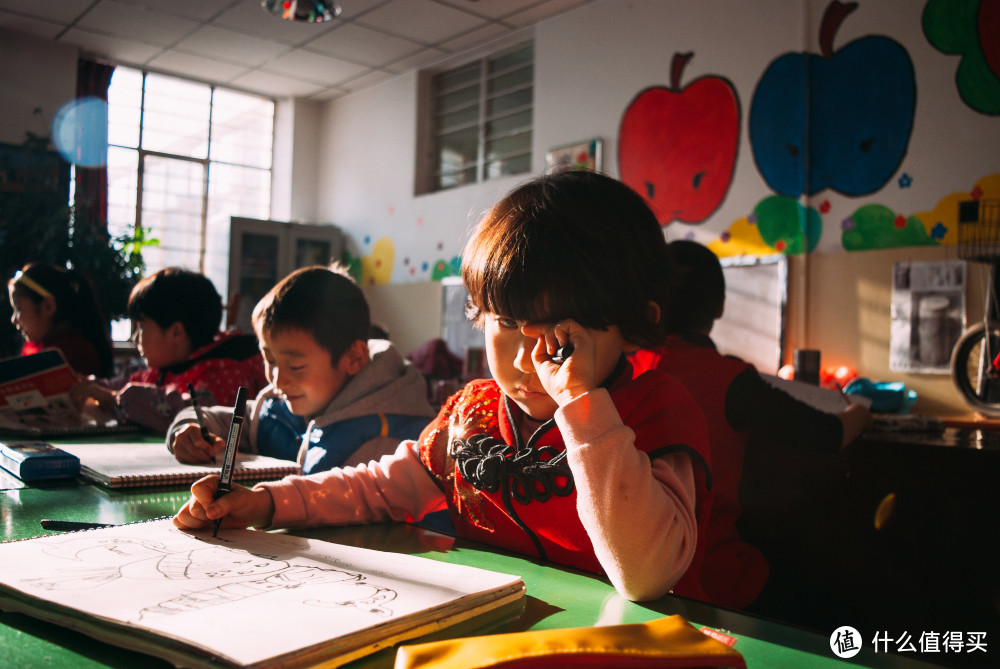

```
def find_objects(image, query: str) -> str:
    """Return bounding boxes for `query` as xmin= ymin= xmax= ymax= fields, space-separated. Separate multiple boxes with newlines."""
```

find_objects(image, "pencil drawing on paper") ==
xmin=22 ymin=530 xmax=398 ymax=622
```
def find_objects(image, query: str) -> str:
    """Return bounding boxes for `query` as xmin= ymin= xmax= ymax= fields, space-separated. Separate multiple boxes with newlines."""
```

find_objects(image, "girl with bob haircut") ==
xmin=174 ymin=171 xmax=713 ymax=603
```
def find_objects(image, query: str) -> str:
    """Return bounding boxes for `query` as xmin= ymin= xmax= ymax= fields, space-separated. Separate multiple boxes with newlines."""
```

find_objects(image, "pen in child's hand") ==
xmin=213 ymin=387 xmax=248 ymax=537
xmin=187 ymin=382 xmax=212 ymax=442
xmin=551 ymin=344 xmax=574 ymax=365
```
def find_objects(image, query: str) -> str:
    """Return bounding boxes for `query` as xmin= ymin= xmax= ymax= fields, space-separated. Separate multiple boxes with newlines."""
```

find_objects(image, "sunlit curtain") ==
xmin=75 ymin=59 xmax=115 ymax=231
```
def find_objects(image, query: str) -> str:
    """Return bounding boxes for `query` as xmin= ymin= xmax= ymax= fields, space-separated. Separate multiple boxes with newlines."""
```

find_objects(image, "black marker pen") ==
xmin=213 ymin=386 xmax=248 ymax=537
xmin=551 ymin=344 xmax=574 ymax=365
xmin=40 ymin=520 xmax=114 ymax=531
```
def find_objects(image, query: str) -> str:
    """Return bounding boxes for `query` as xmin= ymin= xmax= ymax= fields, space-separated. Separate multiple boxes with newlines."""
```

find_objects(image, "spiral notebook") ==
xmin=57 ymin=441 xmax=300 ymax=489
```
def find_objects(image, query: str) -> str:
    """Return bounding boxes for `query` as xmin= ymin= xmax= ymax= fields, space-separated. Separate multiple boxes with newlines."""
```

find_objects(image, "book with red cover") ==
xmin=0 ymin=350 xmax=140 ymax=438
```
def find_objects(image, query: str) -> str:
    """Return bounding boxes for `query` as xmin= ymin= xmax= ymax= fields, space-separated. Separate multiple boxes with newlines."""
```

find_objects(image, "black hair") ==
xmin=127 ymin=268 xmax=222 ymax=350
xmin=9 ymin=263 xmax=114 ymax=376
xmin=663 ymin=240 xmax=725 ymax=336
xmin=462 ymin=171 xmax=671 ymax=348
xmin=252 ymin=264 xmax=370 ymax=363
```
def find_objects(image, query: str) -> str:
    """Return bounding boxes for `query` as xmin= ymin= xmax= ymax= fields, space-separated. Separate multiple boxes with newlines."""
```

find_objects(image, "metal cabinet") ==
xmin=227 ymin=217 xmax=343 ymax=333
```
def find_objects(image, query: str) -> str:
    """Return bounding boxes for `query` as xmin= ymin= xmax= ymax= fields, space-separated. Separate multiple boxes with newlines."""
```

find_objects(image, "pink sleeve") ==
xmin=255 ymin=441 xmax=447 ymax=529
xmin=556 ymin=388 xmax=698 ymax=602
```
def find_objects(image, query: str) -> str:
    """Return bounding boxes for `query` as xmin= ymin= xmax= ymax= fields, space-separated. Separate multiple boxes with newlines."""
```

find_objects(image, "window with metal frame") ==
xmin=106 ymin=67 xmax=274 ymax=303
xmin=430 ymin=43 xmax=533 ymax=191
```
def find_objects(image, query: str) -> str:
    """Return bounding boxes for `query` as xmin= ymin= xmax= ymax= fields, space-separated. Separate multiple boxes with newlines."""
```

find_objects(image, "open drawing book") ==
xmin=0 ymin=519 xmax=526 ymax=668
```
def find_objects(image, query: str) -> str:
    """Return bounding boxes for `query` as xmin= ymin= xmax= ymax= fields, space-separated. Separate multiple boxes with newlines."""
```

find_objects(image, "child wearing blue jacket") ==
xmin=167 ymin=264 xmax=435 ymax=474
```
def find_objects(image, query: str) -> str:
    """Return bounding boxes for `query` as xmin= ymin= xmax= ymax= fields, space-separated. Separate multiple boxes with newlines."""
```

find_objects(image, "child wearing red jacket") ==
xmin=73 ymin=268 xmax=267 ymax=433
xmin=631 ymin=240 xmax=870 ymax=609
xmin=173 ymin=172 xmax=713 ymax=602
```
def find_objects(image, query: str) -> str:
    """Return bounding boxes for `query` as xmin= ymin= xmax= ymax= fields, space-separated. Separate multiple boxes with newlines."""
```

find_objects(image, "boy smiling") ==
xmin=168 ymin=265 xmax=435 ymax=475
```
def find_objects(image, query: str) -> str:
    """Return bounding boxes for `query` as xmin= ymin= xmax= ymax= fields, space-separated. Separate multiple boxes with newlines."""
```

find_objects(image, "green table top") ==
xmin=0 ymin=452 xmax=944 ymax=668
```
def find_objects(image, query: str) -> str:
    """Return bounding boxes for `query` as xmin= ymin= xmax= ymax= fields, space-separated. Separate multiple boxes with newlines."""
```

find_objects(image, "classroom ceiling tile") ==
xmin=230 ymin=69 xmax=328 ymax=98
xmin=173 ymin=25 xmax=291 ymax=68
xmin=0 ymin=13 xmax=65 ymax=40
xmin=435 ymin=0 xmax=553 ymax=22
xmin=146 ymin=50 xmax=251 ymax=85
xmin=58 ymin=27 xmax=164 ymax=65
xmin=0 ymin=0 xmax=591 ymax=99
xmin=355 ymin=0 xmax=487 ymax=45
xmin=384 ymin=47 xmax=449 ymax=75
xmin=74 ymin=1 xmax=202 ymax=48
xmin=305 ymin=23 xmax=422 ymax=67
xmin=438 ymin=23 xmax=510 ymax=54
xmin=0 ymin=0 xmax=95 ymax=23
xmin=262 ymin=49 xmax=371 ymax=87
xmin=114 ymin=0 xmax=239 ymax=23
xmin=335 ymin=68 xmax=396 ymax=94
xmin=211 ymin=0 xmax=335 ymax=46
xmin=503 ymin=0 xmax=587 ymax=28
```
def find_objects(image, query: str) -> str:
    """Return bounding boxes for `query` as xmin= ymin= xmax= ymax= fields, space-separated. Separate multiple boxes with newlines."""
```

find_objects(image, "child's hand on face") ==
xmin=521 ymin=320 xmax=598 ymax=406
xmin=172 ymin=475 xmax=276 ymax=531
xmin=172 ymin=423 xmax=226 ymax=464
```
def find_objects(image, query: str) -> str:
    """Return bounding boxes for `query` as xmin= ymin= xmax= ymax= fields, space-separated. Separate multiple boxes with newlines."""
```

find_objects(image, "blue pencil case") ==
xmin=0 ymin=441 xmax=80 ymax=481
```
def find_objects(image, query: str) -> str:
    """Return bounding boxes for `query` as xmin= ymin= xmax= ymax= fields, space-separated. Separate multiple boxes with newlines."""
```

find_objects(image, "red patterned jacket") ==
xmin=418 ymin=360 xmax=713 ymax=601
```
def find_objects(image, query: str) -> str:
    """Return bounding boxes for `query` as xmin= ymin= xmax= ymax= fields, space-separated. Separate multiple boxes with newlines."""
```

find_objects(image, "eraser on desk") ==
xmin=0 ymin=441 xmax=80 ymax=482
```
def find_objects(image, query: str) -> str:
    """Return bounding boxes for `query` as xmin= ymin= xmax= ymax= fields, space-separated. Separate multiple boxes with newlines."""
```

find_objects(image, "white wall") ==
xmin=314 ymin=0 xmax=1000 ymax=285
xmin=0 ymin=30 xmax=77 ymax=146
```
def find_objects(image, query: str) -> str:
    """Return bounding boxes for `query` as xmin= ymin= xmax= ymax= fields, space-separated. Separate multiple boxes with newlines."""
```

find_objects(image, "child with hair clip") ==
xmin=173 ymin=172 xmax=714 ymax=603
xmin=8 ymin=263 xmax=113 ymax=377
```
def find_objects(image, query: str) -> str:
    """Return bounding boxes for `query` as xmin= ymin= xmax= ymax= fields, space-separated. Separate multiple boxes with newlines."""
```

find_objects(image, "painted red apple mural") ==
xmin=618 ymin=52 xmax=740 ymax=226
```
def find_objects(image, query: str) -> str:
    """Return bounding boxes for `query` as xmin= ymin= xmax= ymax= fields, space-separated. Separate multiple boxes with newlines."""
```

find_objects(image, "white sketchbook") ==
xmin=56 ymin=441 xmax=301 ymax=489
xmin=0 ymin=519 xmax=525 ymax=668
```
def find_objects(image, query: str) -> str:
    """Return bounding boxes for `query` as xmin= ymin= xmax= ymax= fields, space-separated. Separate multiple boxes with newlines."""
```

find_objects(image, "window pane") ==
xmin=485 ymin=109 xmax=532 ymax=138
xmin=438 ymin=166 xmax=477 ymax=190
xmin=488 ymin=45 xmax=532 ymax=74
xmin=437 ymin=84 xmax=479 ymax=114
xmin=139 ymin=155 xmax=205 ymax=272
xmin=107 ymin=146 xmax=138 ymax=241
xmin=435 ymin=104 xmax=479 ymax=133
xmin=106 ymin=68 xmax=273 ymax=291
xmin=141 ymin=73 xmax=211 ymax=158
xmin=205 ymin=163 xmax=271 ymax=296
xmin=436 ymin=128 xmax=479 ymax=173
xmin=486 ymin=152 xmax=531 ymax=179
xmin=487 ymin=88 xmax=532 ymax=116
xmin=210 ymin=88 xmax=274 ymax=169
xmin=435 ymin=63 xmax=479 ymax=92
xmin=107 ymin=68 xmax=142 ymax=148
xmin=488 ymin=66 xmax=532 ymax=95
xmin=486 ymin=131 xmax=531 ymax=161
xmin=429 ymin=43 xmax=532 ymax=192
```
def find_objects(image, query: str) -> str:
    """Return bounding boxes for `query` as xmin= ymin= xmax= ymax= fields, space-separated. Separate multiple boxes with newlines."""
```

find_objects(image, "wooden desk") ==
xmin=0 ymin=452 xmax=955 ymax=668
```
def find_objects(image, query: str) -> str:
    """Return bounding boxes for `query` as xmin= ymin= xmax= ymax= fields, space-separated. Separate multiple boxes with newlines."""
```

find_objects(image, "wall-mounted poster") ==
xmin=545 ymin=139 xmax=602 ymax=174
xmin=890 ymin=261 xmax=966 ymax=373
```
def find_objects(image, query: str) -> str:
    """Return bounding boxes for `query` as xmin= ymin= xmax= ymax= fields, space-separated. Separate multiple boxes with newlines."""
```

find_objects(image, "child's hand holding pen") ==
xmin=523 ymin=319 xmax=598 ymax=407
xmin=171 ymin=424 xmax=226 ymax=464
xmin=173 ymin=475 xmax=276 ymax=532
xmin=172 ymin=383 xmax=225 ymax=464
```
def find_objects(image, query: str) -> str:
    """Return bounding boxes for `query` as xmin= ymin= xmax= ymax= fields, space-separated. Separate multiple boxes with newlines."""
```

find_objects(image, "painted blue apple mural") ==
xmin=749 ymin=0 xmax=916 ymax=198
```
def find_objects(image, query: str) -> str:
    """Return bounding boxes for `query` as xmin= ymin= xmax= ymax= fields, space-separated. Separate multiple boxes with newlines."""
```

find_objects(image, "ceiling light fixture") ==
xmin=261 ymin=0 xmax=341 ymax=23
